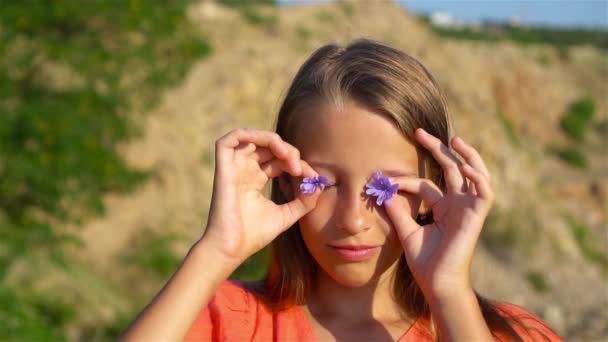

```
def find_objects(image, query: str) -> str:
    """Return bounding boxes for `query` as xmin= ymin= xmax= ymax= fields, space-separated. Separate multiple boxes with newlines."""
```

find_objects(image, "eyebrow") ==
xmin=308 ymin=161 xmax=335 ymax=170
xmin=381 ymin=169 xmax=417 ymax=178
xmin=307 ymin=162 xmax=417 ymax=178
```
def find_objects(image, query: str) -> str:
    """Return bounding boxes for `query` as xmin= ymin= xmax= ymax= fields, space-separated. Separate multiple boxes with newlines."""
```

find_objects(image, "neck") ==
xmin=308 ymin=258 xmax=408 ymax=324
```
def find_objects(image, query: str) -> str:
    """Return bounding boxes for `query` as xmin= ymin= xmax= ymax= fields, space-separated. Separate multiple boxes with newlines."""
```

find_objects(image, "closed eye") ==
xmin=324 ymin=183 xmax=338 ymax=190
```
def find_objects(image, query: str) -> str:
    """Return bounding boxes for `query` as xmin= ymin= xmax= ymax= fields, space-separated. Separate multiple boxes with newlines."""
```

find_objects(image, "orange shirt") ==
xmin=184 ymin=280 xmax=562 ymax=341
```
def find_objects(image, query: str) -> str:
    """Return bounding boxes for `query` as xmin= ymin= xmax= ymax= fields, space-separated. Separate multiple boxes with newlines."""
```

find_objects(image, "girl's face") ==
xmin=290 ymin=99 xmax=423 ymax=287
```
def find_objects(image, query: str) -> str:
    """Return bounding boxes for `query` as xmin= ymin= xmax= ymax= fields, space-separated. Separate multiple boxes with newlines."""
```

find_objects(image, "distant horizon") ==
xmin=278 ymin=0 xmax=608 ymax=29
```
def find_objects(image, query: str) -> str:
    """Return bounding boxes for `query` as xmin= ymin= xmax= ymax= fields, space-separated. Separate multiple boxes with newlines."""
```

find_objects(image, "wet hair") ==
xmin=245 ymin=38 xmax=549 ymax=341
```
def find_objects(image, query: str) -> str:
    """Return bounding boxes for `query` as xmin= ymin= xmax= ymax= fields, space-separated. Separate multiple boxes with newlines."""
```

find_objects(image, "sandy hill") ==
xmin=64 ymin=1 xmax=606 ymax=339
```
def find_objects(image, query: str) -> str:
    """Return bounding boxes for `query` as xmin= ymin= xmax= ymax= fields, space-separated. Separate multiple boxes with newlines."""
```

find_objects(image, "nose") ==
xmin=334 ymin=185 xmax=371 ymax=234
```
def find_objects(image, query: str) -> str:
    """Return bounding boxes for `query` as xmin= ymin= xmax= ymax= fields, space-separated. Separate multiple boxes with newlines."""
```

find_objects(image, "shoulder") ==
xmin=209 ymin=279 xmax=257 ymax=311
xmin=492 ymin=302 xmax=563 ymax=341
xmin=184 ymin=280 xmax=259 ymax=342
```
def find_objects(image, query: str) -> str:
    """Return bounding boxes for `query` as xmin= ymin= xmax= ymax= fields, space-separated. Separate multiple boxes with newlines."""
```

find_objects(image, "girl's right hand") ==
xmin=200 ymin=128 xmax=321 ymax=264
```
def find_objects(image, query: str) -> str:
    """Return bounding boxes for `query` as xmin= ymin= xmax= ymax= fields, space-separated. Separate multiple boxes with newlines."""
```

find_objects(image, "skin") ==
xmin=119 ymin=98 xmax=495 ymax=341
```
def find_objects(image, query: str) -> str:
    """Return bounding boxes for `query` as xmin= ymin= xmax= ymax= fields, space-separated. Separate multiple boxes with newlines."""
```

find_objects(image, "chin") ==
xmin=328 ymin=264 xmax=380 ymax=288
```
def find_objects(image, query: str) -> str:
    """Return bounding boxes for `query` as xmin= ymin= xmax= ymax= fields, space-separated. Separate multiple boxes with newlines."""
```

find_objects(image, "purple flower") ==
xmin=300 ymin=175 xmax=331 ymax=194
xmin=365 ymin=171 xmax=399 ymax=206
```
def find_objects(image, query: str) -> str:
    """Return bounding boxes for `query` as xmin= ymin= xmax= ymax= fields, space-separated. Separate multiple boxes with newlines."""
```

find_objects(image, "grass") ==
xmin=526 ymin=270 xmax=549 ymax=293
xmin=317 ymin=10 xmax=336 ymax=24
xmin=545 ymin=97 xmax=595 ymax=169
xmin=481 ymin=208 xmax=520 ymax=253
xmin=122 ymin=229 xmax=187 ymax=279
xmin=230 ymin=246 xmax=271 ymax=282
xmin=337 ymin=0 xmax=354 ymax=17
xmin=496 ymin=108 xmax=520 ymax=146
xmin=560 ymin=98 xmax=595 ymax=143
xmin=536 ymin=53 xmax=551 ymax=66
xmin=564 ymin=213 xmax=608 ymax=274
xmin=547 ymin=145 xmax=587 ymax=169
xmin=219 ymin=0 xmax=278 ymax=29
xmin=0 ymin=1 xmax=211 ymax=339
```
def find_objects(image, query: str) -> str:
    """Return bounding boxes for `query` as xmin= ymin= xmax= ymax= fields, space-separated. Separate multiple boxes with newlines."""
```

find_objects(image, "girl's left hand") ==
xmin=384 ymin=128 xmax=495 ymax=300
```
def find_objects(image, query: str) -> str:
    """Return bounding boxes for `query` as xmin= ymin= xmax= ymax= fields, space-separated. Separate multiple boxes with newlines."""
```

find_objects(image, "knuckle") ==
xmin=421 ymin=179 xmax=437 ymax=190
xmin=270 ymin=132 xmax=281 ymax=142
xmin=292 ymin=147 xmax=300 ymax=160
xmin=215 ymin=136 xmax=226 ymax=148
xmin=446 ymin=162 xmax=460 ymax=173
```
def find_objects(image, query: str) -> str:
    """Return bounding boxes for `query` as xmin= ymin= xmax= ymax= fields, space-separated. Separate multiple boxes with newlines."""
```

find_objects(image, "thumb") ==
xmin=384 ymin=196 xmax=422 ymax=245
xmin=278 ymin=188 xmax=321 ymax=230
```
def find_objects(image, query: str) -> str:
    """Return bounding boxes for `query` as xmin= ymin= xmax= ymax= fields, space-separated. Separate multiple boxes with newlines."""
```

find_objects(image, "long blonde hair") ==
xmin=245 ymin=38 xmax=546 ymax=341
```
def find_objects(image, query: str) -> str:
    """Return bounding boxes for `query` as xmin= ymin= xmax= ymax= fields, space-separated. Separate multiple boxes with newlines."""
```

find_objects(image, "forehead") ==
xmin=291 ymin=100 xmax=419 ymax=177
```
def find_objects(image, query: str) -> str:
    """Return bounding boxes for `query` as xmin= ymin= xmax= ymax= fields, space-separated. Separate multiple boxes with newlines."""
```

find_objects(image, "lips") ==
xmin=329 ymin=245 xmax=380 ymax=261
xmin=329 ymin=244 xmax=378 ymax=250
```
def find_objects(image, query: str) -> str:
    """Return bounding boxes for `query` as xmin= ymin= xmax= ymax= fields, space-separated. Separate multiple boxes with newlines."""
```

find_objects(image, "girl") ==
xmin=120 ymin=39 xmax=562 ymax=341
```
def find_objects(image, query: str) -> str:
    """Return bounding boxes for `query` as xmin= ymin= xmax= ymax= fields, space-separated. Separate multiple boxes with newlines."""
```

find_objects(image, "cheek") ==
xmin=299 ymin=191 xmax=336 ymax=234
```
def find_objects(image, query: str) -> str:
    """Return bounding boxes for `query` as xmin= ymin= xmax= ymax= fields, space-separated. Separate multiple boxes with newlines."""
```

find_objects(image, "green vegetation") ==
xmin=481 ymin=208 xmax=520 ymax=252
xmin=122 ymin=229 xmax=187 ymax=279
xmin=317 ymin=10 xmax=336 ymax=24
xmin=230 ymin=246 xmax=271 ymax=281
xmin=535 ymin=53 xmax=551 ymax=66
xmin=418 ymin=15 xmax=608 ymax=52
xmin=1 ymin=287 xmax=76 ymax=340
xmin=547 ymin=97 xmax=596 ymax=168
xmin=219 ymin=0 xmax=278 ymax=28
xmin=338 ymin=0 xmax=355 ymax=17
xmin=560 ymin=98 xmax=595 ymax=142
xmin=0 ymin=1 xmax=210 ymax=340
xmin=526 ymin=270 xmax=549 ymax=293
xmin=547 ymin=145 xmax=587 ymax=168
xmin=564 ymin=213 xmax=608 ymax=274
xmin=496 ymin=108 xmax=520 ymax=146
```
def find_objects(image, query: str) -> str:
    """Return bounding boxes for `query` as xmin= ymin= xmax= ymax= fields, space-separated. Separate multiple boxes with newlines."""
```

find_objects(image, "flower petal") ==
xmin=317 ymin=175 xmax=331 ymax=186
xmin=376 ymin=196 xmax=384 ymax=206
xmin=365 ymin=171 xmax=399 ymax=206
xmin=300 ymin=182 xmax=316 ymax=194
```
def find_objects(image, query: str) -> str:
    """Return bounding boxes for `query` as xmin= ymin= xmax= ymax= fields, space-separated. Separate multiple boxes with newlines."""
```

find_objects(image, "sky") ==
xmin=278 ymin=0 xmax=608 ymax=29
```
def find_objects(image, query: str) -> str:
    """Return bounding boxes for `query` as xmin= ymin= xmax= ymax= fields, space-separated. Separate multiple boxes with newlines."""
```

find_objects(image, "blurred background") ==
xmin=0 ymin=0 xmax=606 ymax=340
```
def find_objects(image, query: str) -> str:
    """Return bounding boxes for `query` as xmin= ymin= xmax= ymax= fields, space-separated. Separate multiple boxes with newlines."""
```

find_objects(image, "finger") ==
xmin=278 ymin=188 xmax=322 ymax=230
xmin=390 ymin=176 xmax=444 ymax=208
xmin=253 ymin=145 xmax=310 ymax=177
xmin=469 ymin=182 xmax=478 ymax=196
xmin=460 ymin=163 xmax=494 ymax=203
xmin=261 ymin=159 xmax=318 ymax=189
xmin=260 ymin=159 xmax=293 ymax=178
xmin=234 ymin=142 xmax=257 ymax=155
xmin=249 ymin=147 xmax=274 ymax=164
xmin=383 ymin=195 xmax=423 ymax=244
xmin=299 ymin=159 xmax=318 ymax=178
xmin=281 ymin=142 xmax=303 ymax=176
xmin=238 ymin=131 xmax=302 ymax=176
xmin=451 ymin=136 xmax=491 ymax=182
xmin=416 ymin=128 xmax=467 ymax=194
xmin=216 ymin=129 xmax=289 ymax=167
